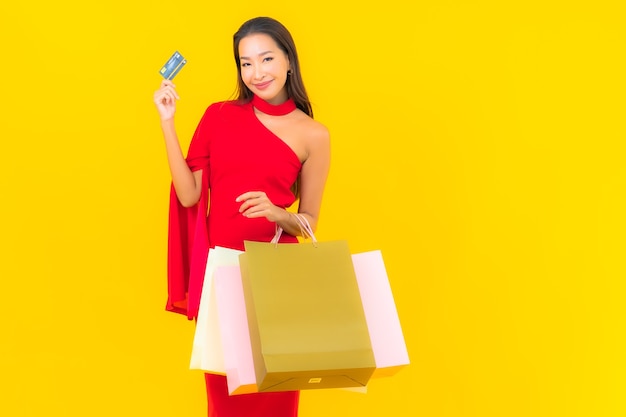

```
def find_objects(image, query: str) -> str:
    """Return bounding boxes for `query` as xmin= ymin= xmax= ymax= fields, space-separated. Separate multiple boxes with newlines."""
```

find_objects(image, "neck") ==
xmin=252 ymin=95 xmax=296 ymax=116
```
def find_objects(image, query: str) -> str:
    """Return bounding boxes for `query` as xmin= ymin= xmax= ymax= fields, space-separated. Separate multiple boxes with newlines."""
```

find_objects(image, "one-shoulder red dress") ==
xmin=166 ymin=95 xmax=301 ymax=416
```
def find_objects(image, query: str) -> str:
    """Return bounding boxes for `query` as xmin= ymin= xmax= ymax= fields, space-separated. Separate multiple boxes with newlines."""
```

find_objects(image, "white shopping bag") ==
xmin=189 ymin=246 xmax=243 ymax=373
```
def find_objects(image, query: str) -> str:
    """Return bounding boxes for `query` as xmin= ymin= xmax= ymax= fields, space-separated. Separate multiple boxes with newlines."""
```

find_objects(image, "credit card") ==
xmin=159 ymin=51 xmax=187 ymax=80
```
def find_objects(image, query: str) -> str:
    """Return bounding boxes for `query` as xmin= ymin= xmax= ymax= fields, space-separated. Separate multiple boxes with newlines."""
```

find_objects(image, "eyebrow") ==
xmin=240 ymin=50 xmax=274 ymax=60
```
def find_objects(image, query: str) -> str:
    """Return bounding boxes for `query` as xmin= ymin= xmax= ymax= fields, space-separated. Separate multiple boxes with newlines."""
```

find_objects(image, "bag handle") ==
xmin=271 ymin=213 xmax=318 ymax=246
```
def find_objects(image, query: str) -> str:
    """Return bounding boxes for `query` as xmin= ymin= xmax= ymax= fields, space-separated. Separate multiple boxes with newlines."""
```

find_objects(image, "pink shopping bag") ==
xmin=352 ymin=251 xmax=410 ymax=377
xmin=213 ymin=264 xmax=258 ymax=395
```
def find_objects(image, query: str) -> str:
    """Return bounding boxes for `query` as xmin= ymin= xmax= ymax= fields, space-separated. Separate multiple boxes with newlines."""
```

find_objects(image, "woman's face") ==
xmin=239 ymin=33 xmax=291 ymax=105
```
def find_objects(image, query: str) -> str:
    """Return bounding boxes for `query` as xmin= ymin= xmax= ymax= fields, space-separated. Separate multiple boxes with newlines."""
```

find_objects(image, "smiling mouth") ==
xmin=254 ymin=80 xmax=273 ymax=89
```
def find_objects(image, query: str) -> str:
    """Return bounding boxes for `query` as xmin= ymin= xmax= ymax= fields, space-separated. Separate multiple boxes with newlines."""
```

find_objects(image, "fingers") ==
xmin=160 ymin=79 xmax=179 ymax=93
xmin=236 ymin=191 xmax=265 ymax=203
xmin=237 ymin=192 xmax=262 ymax=213
xmin=154 ymin=81 xmax=180 ymax=103
xmin=154 ymin=90 xmax=177 ymax=106
xmin=236 ymin=191 xmax=271 ymax=217
xmin=160 ymin=88 xmax=180 ymax=102
xmin=153 ymin=82 xmax=180 ymax=121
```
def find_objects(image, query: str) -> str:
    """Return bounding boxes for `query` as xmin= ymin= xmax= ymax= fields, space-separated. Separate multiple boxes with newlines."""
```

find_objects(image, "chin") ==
xmin=261 ymin=91 xmax=288 ymax=104
xmin=254 ymin=90 xmax=275 ymax=100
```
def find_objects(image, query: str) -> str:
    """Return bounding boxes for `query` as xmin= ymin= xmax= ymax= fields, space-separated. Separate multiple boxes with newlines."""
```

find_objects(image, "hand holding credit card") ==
xmin=160 ymin=51 xmax=187 ymax=80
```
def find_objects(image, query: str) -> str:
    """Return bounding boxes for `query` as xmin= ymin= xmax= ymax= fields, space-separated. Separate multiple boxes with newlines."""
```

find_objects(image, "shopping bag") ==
xmin=352 ymin=251 xmax=410 ymax=377
xmin=239 ymin=215 xmax=376 ymax=392
xmin=215 ymin=263 xmax=370 ymax=395
xmin=213 ymin=251 xmax=408 ymax=394
xmin=189 ymin=246 xmax=243 ymax=373
xmin=213 ymin=264 xmax=258 ymax=395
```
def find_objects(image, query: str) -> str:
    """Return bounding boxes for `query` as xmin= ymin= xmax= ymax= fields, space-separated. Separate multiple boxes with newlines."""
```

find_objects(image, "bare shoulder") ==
xmin=294 ymin=111 xmax=330 ymax=145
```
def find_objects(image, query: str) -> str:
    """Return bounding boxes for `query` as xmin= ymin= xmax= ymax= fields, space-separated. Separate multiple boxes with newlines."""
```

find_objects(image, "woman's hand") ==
xmin=236 ymin=191 xmax=287 ymax=223
xmin=153 ymin=80 xmax=180 ymax=121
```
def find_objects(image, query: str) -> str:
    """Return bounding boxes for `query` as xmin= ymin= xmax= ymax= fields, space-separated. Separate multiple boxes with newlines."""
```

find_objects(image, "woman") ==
xmin=153 ymin=16 xmax=330 ymax=417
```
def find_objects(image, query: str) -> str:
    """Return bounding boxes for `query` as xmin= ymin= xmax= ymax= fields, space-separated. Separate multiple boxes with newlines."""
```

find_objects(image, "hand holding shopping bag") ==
xmin=191 ymin=215 xmax=409 ymax=395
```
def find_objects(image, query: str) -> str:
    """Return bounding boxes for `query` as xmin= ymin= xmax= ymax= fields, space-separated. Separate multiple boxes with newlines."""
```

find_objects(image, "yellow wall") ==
xmin=1 ymin=1 xmax=624 ymax=416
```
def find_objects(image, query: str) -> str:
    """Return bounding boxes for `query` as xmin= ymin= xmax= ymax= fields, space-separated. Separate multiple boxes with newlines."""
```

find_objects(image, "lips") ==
xmin=254 ymin=80 xmax=273 ymax=90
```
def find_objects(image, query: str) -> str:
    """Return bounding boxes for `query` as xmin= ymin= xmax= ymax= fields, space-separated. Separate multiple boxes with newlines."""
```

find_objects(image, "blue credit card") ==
xmin=160 ymin=51 xmax=187 ymax=80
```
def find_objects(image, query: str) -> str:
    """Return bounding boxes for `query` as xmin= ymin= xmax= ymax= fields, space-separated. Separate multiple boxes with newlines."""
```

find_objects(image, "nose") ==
xmin=254 ymin=66 xmax=265 ymax=80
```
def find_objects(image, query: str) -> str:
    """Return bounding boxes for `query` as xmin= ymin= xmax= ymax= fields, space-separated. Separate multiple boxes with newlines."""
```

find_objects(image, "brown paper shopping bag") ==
xmin=239 ymin=215 xmax=376 ymax=392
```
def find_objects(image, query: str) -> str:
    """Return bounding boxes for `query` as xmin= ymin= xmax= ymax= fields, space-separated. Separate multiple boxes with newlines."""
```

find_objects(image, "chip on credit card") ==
xmin=160 ymin=51 xmax=187 ymax=80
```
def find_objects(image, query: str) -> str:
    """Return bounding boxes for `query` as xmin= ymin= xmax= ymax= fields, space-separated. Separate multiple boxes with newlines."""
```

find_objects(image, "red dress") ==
xmin=166 ymin=95 xmax=302 ymax=416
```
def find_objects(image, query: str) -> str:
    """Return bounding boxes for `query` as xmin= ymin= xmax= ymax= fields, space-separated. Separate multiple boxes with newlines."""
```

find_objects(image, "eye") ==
xmin=241 ymin=62 xmax=251 ymax=67
xmin=263 ymin=57 xmax=274 ymax=62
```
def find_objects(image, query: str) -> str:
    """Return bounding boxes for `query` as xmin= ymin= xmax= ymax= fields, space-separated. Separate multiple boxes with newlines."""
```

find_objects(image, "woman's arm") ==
xmin=284 ymin=123 xmax=331 ymax=236
xmin=154 ymin=80 xmax=203 ymax=207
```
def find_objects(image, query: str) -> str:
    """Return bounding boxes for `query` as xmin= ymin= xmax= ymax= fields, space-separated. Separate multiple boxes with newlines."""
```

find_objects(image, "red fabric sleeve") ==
xmin=166 ymin=171 xmax=209 ymax=319
xmin=165 ymin=105 xmax=216 ymax=319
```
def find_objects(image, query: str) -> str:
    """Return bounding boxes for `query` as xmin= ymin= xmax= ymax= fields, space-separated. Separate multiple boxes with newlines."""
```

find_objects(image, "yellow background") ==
xmin=1 ymin=1 xmax=624 ymax=416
